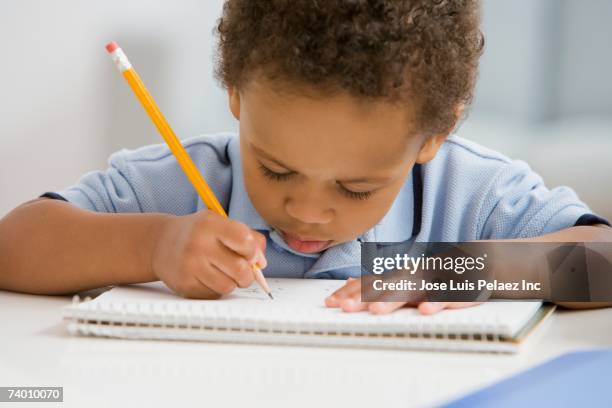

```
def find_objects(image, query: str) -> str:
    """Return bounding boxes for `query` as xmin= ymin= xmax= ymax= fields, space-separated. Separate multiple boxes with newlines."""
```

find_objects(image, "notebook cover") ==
xmin=442 ymin=349 xmax=612 ymax=407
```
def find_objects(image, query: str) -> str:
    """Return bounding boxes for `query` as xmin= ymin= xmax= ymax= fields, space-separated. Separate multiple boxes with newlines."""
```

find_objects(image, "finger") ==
xmin=325 ymin=291 xmax=360 ymax=307
xmin=330 ymin=278 xmax=360 ymax=298
xmin=339 ymin=297 xmax=369 ymax=313
xmin=326 ymin=279 xmax=360 ymax=307
xmin=253 ymin=231 xmax=268 ymax=269
xmin=209 ymin=240 xmax=256 ymax=288
xmin=445 ymin=302 xmax=484 ymax=310
xmin=175 ymin=277 xmax=220 ymax=299
xmin=417 ymin=302 xmax=450 ymax=315
xmin=324 ymin=295 xmax=341 ymax=308
xmin=368 ymin=301 xmax=408 ymax=315
xmin=217 ymin=220 xmax=265 ymax=264
xmin=196 ymin=260 xmax=238 ymax=295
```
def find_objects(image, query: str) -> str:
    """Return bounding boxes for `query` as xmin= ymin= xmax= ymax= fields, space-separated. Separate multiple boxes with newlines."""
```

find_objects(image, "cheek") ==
xmin=242 ymin=160 xmax=286 ymax=216
xmin=338 ymin=194 xmax=394 ymax=229
xmin=334 ymin=184 xmax=405 ymax=235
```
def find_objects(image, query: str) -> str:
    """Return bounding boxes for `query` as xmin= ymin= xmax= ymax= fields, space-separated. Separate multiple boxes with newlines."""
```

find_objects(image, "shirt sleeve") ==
xmin=40 ymin=135 xmax=233 ymax=215
xmin=574 ymin=214 xmax=611 ymax=227
xmin=478 ymin=159 xmax=609 ymax=239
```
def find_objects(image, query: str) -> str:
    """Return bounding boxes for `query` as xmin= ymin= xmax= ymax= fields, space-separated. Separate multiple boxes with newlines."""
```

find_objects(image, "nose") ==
xmin=285 ymin=191 xmax=334 ymax=225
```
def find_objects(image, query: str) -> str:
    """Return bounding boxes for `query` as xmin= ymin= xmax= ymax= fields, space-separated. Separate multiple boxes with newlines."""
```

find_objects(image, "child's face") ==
xmin=229 ymin=78 xmax=445 ymax=254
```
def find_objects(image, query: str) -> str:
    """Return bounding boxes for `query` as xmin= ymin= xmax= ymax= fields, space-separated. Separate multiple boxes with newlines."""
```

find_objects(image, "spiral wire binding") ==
xmin=64 ymin=295 xmax=513 ymax=352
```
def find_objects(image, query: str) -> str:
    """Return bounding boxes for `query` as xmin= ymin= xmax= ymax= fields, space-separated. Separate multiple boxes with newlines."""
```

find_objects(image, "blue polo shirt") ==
xmin=43 ymin=132 xmax=608 ymax=279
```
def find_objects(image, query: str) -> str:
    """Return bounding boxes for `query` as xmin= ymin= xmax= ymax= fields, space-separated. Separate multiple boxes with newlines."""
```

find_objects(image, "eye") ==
xmin=259 ymin=163 xmax=295 ymax=181
xmin=337 ymin=183 xmax=374 ymax=201
xmin=259 ymin=162 xmax=374 ymax=200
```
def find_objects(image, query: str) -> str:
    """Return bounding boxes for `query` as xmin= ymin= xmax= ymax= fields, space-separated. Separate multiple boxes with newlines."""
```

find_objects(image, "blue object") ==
xmin=442 ymin=350 xmax=612 ymax=408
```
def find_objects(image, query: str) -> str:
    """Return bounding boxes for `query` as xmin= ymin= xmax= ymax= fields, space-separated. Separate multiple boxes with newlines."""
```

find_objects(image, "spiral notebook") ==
xmin=63 ymin=278 xmax=554 ymax=353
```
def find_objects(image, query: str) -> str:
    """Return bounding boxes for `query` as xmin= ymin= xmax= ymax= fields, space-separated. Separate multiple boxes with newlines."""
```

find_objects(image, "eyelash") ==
xmin=259 ymin=163 xmax=294 ymax=181
xmin=258 ymin=163 xmax=374 ymax=201
xmin=340 ymin=188 xmax=373 ymax=201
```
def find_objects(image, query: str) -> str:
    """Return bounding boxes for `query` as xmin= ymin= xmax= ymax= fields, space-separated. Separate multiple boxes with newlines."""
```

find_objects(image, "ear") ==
xmin=416 ymin=104 xmax=465 ymax=164
xmin=415 ymin=134 xmax=448 ymax=164
xmin=228 ymin=86 xmax=241 ymax=120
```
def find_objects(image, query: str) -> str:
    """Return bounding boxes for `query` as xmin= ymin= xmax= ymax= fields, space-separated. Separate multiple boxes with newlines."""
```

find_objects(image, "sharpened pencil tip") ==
xmin=268 ymin=293 xmax=274 ymax=300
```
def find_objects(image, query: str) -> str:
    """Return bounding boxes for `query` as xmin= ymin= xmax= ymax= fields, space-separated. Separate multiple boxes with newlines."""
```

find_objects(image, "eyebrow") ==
xmin=339 ymin=176 xmax=394 ymax=183
xmin=251 ymin=143 xmax=394 ymax=184
xmin=251 ymin=144 xmax=295 ymax=170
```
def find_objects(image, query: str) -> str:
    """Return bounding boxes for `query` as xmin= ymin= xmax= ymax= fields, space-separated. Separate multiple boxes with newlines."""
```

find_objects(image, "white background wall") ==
xmin=472 ymin=0 xmax=612 ymax=121
xmin=1 ymin=0 xmax=610 ymax=219
xmin=0 ymin=0 xmax=236 ymax=216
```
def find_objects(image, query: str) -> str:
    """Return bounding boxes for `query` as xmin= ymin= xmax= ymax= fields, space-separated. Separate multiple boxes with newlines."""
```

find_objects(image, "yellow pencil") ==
xmin=105 ymin=41 xmax=272 ymax=299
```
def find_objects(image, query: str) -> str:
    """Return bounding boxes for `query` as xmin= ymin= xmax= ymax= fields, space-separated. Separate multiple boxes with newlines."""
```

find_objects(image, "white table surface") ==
xmin=1 ymin=288 xmax=611 ymax=408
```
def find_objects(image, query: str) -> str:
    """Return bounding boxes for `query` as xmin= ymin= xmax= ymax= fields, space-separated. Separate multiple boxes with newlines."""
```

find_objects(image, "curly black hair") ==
xmin=215 ymin=0 xmax=484 ymax=136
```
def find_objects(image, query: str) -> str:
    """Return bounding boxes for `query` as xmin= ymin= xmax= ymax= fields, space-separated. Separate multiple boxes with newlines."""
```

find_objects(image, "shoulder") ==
xmin=101 ymin=132 xmax=239 ymax=214
xmin=424 ymin=134 xmax=533 ymax=188
xmin=416 ymin=135 xmax=542 ymax=240
xmin=108 ymin=132 xmax=237 ymax=167
xmin=438 ymin=134 xmax=513 ymax=166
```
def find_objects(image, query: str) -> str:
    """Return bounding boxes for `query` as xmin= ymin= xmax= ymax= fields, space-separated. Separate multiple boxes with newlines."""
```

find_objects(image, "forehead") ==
xmin=240 ymin=80 xmax=420 ymax=177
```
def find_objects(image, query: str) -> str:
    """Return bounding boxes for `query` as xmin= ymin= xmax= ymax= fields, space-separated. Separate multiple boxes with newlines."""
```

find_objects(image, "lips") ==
xmin=280 ymin=230 xmax=333 ymax=254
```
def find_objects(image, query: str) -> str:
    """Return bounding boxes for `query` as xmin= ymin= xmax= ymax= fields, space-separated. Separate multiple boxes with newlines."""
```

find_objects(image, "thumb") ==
xmin=253 ymin=231 xmax=268 ymax=269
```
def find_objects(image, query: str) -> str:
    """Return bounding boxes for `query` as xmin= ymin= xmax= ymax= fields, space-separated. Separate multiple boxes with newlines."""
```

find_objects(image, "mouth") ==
xmin=279 ymin=230 xmax=333 ymax=254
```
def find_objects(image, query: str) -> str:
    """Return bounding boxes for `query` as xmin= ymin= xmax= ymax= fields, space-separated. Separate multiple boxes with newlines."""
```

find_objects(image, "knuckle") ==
xmin=193 ymin=211 xmax=210 ymax=228
xmin=198 ymin=208 xmax=216 ymax=221
xmin=254 ymin=231 xmax=267 ymax=249
xmin=232 ymin=222 xmax=254 ymax=244
xmin=217 ymin=279 xmax=236 ymax=295
xmin=235 ymin=258 xmax=251 ymax=274
xmin=197 ymin=209 xmax=221 ymax=229
xmin=243 ymin=229 xmax=255 ymax=243
xmin=235 ymin=261 xmax=254 ymax=287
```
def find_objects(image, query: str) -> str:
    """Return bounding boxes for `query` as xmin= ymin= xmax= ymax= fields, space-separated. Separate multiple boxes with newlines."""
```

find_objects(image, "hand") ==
xmin=152 ymin=210 xmax=267 ymax=299
xmin=325 ymin=277 xmax=483 ymax=315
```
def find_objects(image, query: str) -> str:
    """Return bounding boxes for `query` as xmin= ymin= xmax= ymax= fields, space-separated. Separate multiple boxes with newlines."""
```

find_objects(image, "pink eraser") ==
xmin=105 ymin=41 xmax=119 ymax=53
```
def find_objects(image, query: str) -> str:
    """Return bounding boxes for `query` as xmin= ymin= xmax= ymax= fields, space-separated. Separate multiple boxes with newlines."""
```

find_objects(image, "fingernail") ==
xmin=254 ymin=250 xmax=267 ymax=269
xmin=325 ymin=295 xmax=337 ymax=307
xmin=422 ymin=302 xmax=443 ymax=314
xmin=369 ymin=303 xmax=386 ymax=314
xmin=343 ymin=298 xmax=357 ymax=309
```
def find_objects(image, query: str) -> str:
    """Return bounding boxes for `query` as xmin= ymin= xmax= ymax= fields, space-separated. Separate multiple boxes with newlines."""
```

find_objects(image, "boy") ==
xmin=0 ymin=0 xmax=610 ymax=315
